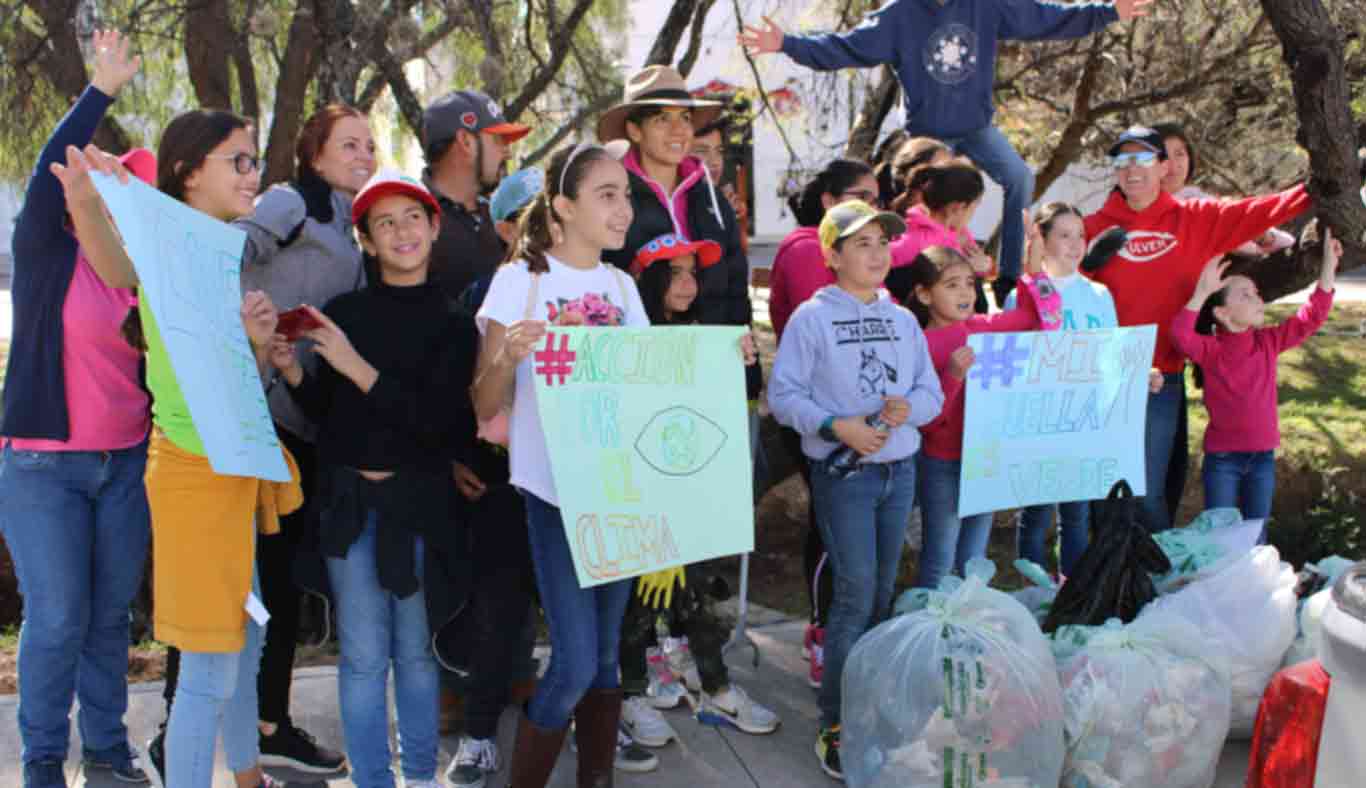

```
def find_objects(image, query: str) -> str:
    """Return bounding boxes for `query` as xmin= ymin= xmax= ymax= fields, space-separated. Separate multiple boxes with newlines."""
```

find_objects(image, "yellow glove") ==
xmin=636 ymin=567 xmax=686 ymax=610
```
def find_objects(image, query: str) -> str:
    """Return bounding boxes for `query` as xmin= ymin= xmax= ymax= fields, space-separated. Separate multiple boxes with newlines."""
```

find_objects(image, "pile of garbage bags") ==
xmin=1282 ymin=556 xmax=1355 ymax=667
xmin=1055 ymin=615 xmax=1232 ymax=788
xmin=844 ymin=561 xmax=1065 ymax=788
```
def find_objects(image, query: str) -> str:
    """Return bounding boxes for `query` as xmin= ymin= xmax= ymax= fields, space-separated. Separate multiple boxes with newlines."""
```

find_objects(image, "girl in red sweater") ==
xmin=903 ymin=246 xmax=1056 ymax=589
xmin=1171 ymin=232 xmax=1339 ymax=531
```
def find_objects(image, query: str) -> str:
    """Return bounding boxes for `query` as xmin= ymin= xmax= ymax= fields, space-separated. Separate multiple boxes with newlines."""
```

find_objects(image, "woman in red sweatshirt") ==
xmin=1083 ymin=125 xmax=1310 ymax=532
xmin=1171 ymin=235 xmax=1337 ymax=537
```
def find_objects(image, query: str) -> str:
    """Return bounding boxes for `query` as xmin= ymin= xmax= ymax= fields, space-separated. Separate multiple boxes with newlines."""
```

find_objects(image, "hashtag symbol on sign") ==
xmin=969 ymin=334 xmax=1030 ymax=391
xmin=534 ymin=331 xmax=576 ymax=386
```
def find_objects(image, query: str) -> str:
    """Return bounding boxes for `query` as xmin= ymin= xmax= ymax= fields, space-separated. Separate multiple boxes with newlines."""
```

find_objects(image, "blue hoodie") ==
xmin=781 ymin=0 xmax=1119 ymax=138
xmin=769 ymin=285 xmax=944 ymax=463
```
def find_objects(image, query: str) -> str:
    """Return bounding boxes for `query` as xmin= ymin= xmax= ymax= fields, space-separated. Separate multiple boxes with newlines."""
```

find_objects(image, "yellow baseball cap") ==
xmin=818 ymin=200 xmax=906 ymax=249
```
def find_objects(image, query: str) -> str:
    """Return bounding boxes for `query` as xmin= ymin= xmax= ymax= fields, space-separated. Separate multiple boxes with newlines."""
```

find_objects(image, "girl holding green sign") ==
xmin=473 ymin=142 xmax=650 ymax=788
xmin=769 ymin=200 xmax=945 ymax=781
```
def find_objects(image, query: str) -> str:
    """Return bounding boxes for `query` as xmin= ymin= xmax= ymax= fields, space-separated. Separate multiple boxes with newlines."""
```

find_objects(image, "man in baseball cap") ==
xmin=420 ymin=90 xmax=531 ymax=303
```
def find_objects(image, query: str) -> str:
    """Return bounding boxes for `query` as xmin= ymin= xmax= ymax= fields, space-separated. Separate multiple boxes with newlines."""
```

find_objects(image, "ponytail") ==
xmin=788 ymin=158 xmax=874 ymax=227
xmin=507 ymin=142 xmax=616 ymax=274
xmin=915 ymin=164 xmax=985 ymax=214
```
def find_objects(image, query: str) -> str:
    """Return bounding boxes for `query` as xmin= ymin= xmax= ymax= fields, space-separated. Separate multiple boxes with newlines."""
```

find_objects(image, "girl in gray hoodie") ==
xmin=768 ymin=200 xmax=944 ymax=780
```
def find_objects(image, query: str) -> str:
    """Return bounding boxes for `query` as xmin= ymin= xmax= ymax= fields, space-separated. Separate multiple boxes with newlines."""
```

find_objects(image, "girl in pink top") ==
xmin=887 ymin=165 xmax=995 ymax=308
xmin=901 ymin=246 xmax=1057 ymax=589
xmin=768 ymin=159 xmax=876 ymax=341
xmin=1170 ymin=232 xmax=1339 ymax=526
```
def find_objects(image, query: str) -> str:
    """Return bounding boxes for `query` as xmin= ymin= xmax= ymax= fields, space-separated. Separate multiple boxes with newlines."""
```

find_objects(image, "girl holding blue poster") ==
xmin=50 ymin=107 xmax=304 ymax=788
xmin=769 ymin=200 xmax=945 ymax=781
xmin=0 ymin=31 xmax=154 ymax=787
xmin=472 ymin=142 xmax=650 ymax=788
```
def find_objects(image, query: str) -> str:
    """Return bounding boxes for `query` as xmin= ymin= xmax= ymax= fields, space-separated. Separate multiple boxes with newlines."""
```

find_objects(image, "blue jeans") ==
xmin=327 ymin=514 xmax=438 ymax=788
xmin=521 ymin=491 xmax=633 ymax=730
xmin=1016 ymin=501 xmax=1090 ymax=577
xmin=1141 ymin=372 xmax=1187 ymax=532
xmin=943 ymin=125 xmax=1035 ymax=280
xmin=810 ymin=457 xmax=916 ymax=727
xmin=0 ymin=442 xmax=150 ymax=766
xmin=1203 ymin=451 xmax=1276 ymax=522
xmin=916 ymin=454 xmax=994 ymax=590
xmin=166 ymin=574 xmax=264 ymax=787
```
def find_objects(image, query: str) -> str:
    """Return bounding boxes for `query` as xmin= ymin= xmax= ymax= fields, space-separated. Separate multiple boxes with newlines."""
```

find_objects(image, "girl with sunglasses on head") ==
xmin=51 ymin=103 xmax=303 ymax=787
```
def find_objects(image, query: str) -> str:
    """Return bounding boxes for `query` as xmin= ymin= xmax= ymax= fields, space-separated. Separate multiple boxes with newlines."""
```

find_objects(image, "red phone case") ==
xmin=277 ymin=307 xmax=321 ymax=340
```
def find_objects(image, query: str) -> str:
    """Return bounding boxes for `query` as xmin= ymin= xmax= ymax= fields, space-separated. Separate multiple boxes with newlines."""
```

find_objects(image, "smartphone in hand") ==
xmin=276 ymin=306 xmax=323 ymax=341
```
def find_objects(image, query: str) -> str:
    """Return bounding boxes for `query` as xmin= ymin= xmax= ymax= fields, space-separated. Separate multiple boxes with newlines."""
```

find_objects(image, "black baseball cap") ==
xmin=422 ymin=90 xmax=531 ymax=154
xmin=1107 ymin=126 xmax=1167 ymax=158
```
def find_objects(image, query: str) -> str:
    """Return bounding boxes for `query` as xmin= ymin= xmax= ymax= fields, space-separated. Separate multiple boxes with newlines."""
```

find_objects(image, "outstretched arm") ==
xmin=740 ymin=9 xmax=901 ymax=71
xmin=998 ymin=0 xmax=1144 ymax=42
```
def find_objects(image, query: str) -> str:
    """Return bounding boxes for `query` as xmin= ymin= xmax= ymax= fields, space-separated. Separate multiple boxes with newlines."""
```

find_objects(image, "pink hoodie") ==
xmin=768 ymin=226 xmax=833 ymax=341
xmin=890 ymin=205 xmax=962 ymax=268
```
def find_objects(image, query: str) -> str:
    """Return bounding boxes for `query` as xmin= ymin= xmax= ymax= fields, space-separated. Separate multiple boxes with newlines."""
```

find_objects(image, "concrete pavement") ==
xmin=0 ymin=605 xmax=1253 ymax=787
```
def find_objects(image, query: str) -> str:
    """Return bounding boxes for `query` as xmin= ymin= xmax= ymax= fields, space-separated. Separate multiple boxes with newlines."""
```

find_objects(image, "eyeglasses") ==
xmin=839 ymin=189 xmax=879 ymax=204
xmin=1110 ymin=151 xmax=1159 ymax=171
xmin=205 ymin=152 xmax=262 ymax=175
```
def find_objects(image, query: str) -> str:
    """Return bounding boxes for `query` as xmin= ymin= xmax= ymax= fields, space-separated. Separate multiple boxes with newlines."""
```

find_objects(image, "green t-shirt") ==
xmin=140 ymin=295 xmax=205 ymax=454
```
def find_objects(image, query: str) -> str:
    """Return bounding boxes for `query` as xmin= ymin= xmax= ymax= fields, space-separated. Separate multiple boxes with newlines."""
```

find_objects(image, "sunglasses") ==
xmin=205 ymin=152 xmax=262 ymax=175
xmin=1110 ymin=151 xmax=1159 ymax=170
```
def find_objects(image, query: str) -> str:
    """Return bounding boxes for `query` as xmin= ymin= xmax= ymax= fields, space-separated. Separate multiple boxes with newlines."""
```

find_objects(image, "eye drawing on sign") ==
xmin=635 ymin=405 xmax=728 ymax=477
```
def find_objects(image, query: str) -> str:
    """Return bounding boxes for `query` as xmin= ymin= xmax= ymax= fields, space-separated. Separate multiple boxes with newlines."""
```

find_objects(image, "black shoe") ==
xmin=138 ymin=730 xmax=165 ymax=788
xmin=83 ymin=742 xmax=148 ymax=783
xmin=259 ymin=723 xmax=346 ymax=774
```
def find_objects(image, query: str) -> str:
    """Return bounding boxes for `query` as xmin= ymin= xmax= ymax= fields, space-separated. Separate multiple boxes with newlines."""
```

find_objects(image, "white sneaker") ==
xmin=621 ymin=695 xmax=677 ymax=747
xmin=445 ymin=735 xmax=500 ymax=787
xmin=699 ymin=684 xmax=781 ymax=735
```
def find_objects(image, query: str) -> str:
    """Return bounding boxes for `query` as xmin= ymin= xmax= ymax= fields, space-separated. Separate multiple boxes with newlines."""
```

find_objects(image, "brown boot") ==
xmin=573 ymin=688 xmax=623 ymax=788
xmin=506 ymin=710 xmax=567 ymax=788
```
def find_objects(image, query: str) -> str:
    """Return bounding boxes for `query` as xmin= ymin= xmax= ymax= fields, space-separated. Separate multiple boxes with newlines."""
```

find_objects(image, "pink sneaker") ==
xmin=807 ymin=627 xmax=824 ymax=689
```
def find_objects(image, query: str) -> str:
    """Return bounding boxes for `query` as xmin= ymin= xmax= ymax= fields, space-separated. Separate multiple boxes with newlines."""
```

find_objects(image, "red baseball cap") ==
xmin=119 ymin=148 xmax=156 ymax=186
xmin=631 ymin=233 xmax=722 ymax=276
xmin=351 ymin=168 xmax=442 ymax=226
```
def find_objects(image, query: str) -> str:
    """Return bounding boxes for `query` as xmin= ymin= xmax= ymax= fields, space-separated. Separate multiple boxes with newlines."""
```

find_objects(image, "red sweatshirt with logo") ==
xmin=1082 ymin=185 xmax=1310 ymax=373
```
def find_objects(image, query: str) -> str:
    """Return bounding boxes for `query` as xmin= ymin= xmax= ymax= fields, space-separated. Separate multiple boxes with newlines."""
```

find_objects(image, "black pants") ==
xmin=619 ymin=561 xmax=732 ymax=695
xmin=779 ymin=426 xmax=832 ymax=627
xmin=162 ymin=425 xmax=316 ymax=726
xmin=452 ymin=482 xmax=537 ymax=740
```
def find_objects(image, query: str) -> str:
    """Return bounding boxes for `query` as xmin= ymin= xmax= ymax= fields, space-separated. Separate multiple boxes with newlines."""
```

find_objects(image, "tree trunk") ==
xmin=504 ymin=0 xmax=597 ymax=121
xmin=645 ymin=0 xmax=701 ymax=68
xmin=261 ymin=2 xmax=324 ymax=186
xmin=1254 ymin=0 xmax=1365 ymax=300
xmin=845 ymin=66 xmax=900 ymax=162
xmin=676 ymin=0 xmax=718 ymax=78
xmin=184 ymin=0 xmax=236 ymax=110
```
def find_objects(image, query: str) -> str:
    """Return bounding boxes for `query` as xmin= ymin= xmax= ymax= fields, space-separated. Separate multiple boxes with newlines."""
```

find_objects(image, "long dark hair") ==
xmin=889 ymin=246 xmax=973 ymax=327
xmin=787 ymin=159 xmax=874 ymax=227
xmin=635 ymin=259 xmax=698 ymax=324
xmin=1153 ymin=122 xmax=1196 ymax=184
xmin=507 ymin=143 xmax=619 ymax=274
xmin=889 ymin=137 xmax=952 ymax=214
xmin=125 ymin=109 xmax=253 ymax=351
xmin=1192 ymin=280 xmax=1233 ymax=389
xmin=906 ymin=164 xmax=985 ymax=216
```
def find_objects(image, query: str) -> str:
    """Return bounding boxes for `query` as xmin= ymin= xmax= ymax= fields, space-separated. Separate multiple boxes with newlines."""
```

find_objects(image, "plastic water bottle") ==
xmin=825 ymin=415 xmax=888 ymax=479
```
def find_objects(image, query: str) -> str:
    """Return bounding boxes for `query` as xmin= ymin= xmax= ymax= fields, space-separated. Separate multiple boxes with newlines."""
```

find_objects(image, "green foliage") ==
xmin=1267 ymin=469 xmax=1362 ymax=569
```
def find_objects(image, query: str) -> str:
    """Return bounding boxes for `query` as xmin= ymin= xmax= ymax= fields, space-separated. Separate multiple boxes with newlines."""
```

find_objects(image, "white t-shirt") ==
xmin=476 ymin=255 xmax=650 ymax=506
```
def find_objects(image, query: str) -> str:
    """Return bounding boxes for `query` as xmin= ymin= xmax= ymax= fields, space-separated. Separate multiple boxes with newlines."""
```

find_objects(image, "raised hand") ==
xmin=738 ymin=16 xmax=785 ymax=56
xmin=50 ymin=144 xmax=130 ymax=207
xmin=89 ymin=30 xmax=141 ymax=97
xmin=1115 ymin=0 xmax=1155 ymax=21
xmin=1193 ymin=256 xmax=1231 ymax=300
xmin=1024 ymin=210 xmax=1048 ymax=276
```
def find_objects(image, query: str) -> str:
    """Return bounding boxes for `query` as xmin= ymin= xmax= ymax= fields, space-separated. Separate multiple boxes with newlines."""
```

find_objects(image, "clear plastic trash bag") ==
xmin=1140 ymin=545 xmax=1297 ymax=739
xmin=847 ymin=560 xmax=1065 ymax=787
xmin=1056 ymin=615 xmax=1232 ymax=788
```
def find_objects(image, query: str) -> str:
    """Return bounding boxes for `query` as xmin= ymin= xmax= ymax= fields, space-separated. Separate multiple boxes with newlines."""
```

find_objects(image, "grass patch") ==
xmin=0 ymin=624 xmax=17 ymax=650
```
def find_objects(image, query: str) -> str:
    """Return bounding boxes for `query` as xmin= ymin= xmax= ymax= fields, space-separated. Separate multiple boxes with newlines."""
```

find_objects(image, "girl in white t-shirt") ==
xmin=473 ymin=142 xmax=649 ymax=788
